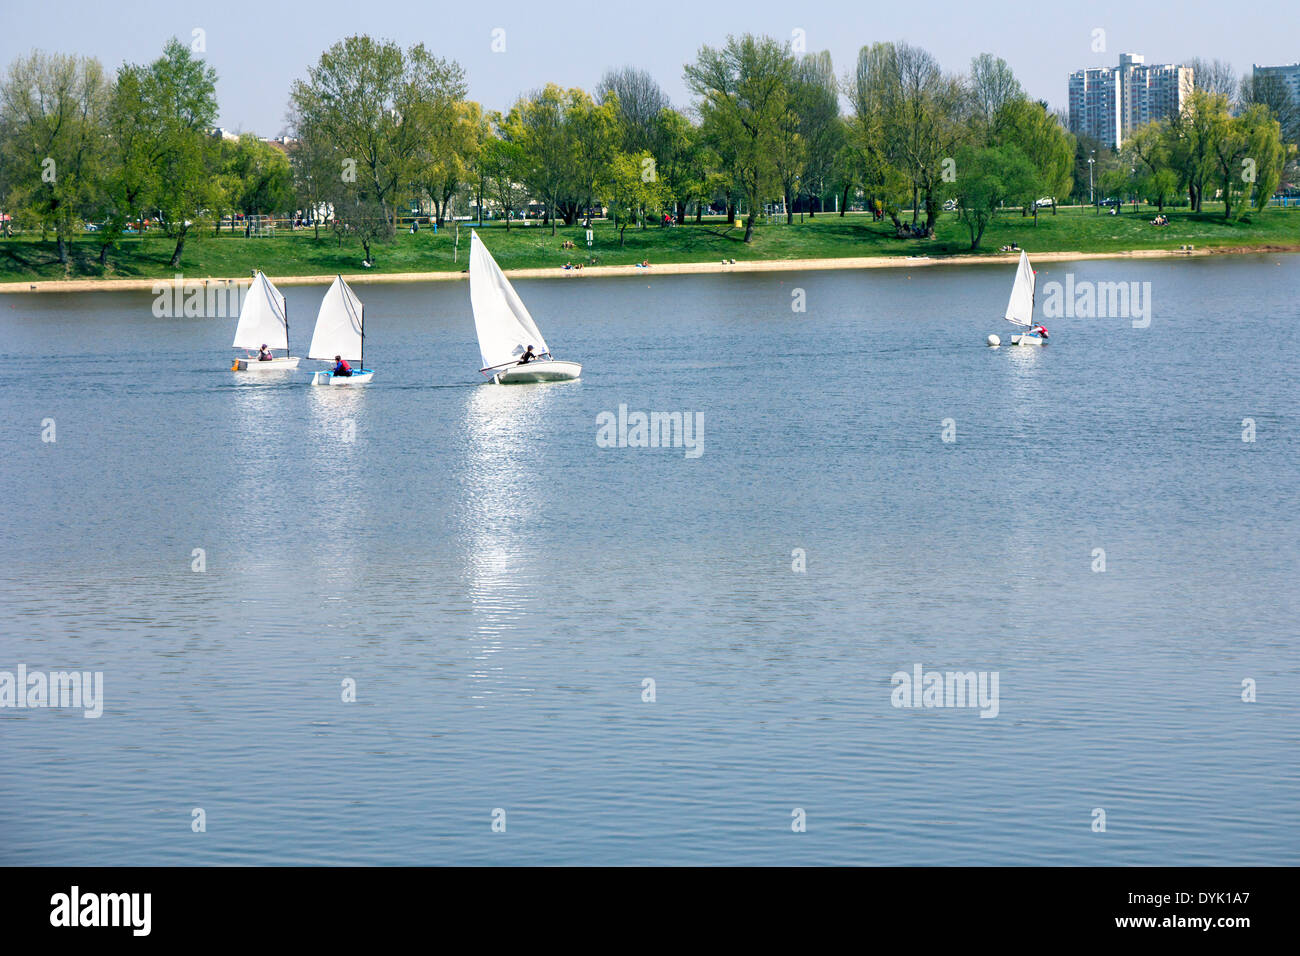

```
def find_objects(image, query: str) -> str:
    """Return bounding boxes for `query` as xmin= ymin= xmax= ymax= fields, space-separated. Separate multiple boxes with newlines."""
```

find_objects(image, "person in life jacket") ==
xmin=1030 ymin=323 xmax=1049 ymax=339
xmin=517 ymin=345 xmax=536 ymax=365
xmin=258 ymin=344 xmax=273 ymax=361
xmin=332 ymin=355 xmax=353 ymax=377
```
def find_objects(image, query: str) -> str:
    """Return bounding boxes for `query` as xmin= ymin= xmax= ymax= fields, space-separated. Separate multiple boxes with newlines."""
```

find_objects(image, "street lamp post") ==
xmin=1088 ymin=151 xmax=1096 ymax=213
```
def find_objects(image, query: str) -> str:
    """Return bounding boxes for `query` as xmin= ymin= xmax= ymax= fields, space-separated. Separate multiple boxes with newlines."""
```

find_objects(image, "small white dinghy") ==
xmin=1002 ymin=250 xmax=1049 ymax=346
xmin=307 ymin=275 xmax=374 ymax=385
xmin=231 ymin=271 xmax=300 ymax=370
xmin=470 ymin=230 xmax=581 ymax=384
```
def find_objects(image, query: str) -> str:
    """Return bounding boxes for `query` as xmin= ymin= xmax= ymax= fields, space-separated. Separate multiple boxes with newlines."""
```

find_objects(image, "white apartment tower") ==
xmin=1069 ymin=53 xmax=1193 ymax=149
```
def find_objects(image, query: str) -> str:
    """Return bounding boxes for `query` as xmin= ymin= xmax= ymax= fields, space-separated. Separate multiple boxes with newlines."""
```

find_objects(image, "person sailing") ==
xmin=517 ymin=345 xmax=537 ymax=365
xmin=332 ymin=354 xmax=353 ymax=377
xmin=258 ymin=343 xmax=273 ymax=361
xmin=1029 ymin=323 xmax=1049 ymax=339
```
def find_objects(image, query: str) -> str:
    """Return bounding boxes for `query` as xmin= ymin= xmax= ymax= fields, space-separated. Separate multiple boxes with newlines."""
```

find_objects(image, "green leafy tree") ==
xmin=1211 ymin=103 xmax=1286 ymax=220
xmin=290 ymin=36 xmax=466 ymax=236
xmin=948 ymin=144 xmax=1036 ymax=248
xmin=120 ymin=39 xmax=222 ymax=266
xmin=0 ymin=51 xmax=109 ymax=264
xmin=602 ymin=150 xmax=666 ymax=245
xmin=998 ymin=99 xmax=1074 ymax=217
xmin=685 ymin=34 xmax=796 ymax=242
xmin=478 ymin=130 xmax=528 ymax=229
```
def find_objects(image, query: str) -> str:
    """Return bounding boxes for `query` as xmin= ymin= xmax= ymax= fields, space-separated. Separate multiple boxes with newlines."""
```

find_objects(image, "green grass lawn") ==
xmin=3 ymin=204 xmax=1298 ymax=283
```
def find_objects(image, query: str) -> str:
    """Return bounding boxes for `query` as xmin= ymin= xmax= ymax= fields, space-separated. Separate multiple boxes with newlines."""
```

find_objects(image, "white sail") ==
xmin=232 ymin=271 xmax=290 ymax=350
xmin=1004 ymin=250 xmax=1035 ymax=327
xmin=469 ymin=230 xmax=549 ymax=370
xmin=308 ymin=275 xmax=364 ymax=362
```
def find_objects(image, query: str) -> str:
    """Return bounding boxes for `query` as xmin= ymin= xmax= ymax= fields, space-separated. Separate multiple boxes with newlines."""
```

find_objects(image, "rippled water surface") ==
xmin=2 ymin=254 xmax=1297 ymax=864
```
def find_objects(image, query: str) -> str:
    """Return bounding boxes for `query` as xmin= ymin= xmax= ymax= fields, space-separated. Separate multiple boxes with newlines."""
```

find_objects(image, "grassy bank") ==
xmin=3 ymin=204 xmax=1298 ymax=284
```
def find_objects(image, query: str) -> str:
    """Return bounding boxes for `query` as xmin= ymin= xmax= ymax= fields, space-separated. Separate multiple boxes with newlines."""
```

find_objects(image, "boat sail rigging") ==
xmin=307 ymin=275 xmax=373 ymax=385
xmin=468 ymin=230 xmax=581 ymax=384
xmin=231 ymin=271 xmax=299 ymax=369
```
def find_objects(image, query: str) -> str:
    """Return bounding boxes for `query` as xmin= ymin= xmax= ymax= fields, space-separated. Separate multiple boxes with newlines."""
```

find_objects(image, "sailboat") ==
xmin=307 ymin=275 xmax=374 ymax=385
xmin=469 ymin=230 xmax=581 ymax=384
xmin=231 ymin=270 xmax=300 ymax=370
xmin=1003 ymin=250 xmax=1047 ymax=346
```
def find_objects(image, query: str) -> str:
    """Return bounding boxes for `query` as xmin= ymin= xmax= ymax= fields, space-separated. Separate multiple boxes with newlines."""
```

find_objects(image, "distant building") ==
xmin=1069 ymin=53 xmax=1192 ymax=149
xmin=1068 ymin=67 xmax=1121 ymax=149
xmin=1252 ymin=63 xmax=1300 ymax=102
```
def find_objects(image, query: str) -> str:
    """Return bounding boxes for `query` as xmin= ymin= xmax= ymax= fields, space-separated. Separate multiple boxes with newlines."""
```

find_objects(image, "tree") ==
xmin=685 ymin=34 xmax=795 ymax=242
xmin=649 ymin=107 xmax=705 ymax=222
xmin=0 ymin=51 xmax=109 ymax=264
xmin=231 ymin=135 xmax=293 ymax=219
xmin=563 ymin=90 xmax=621 ymax=225
xmin=850 ymin=41 xmax=963 ymax=236
xmin=98 ymin=63 xmax=159 ymax=262
xmin=1165 ymin=91 xmax=1221 ymax=211
xmin=1188 ymin=58 xmax=1239 ymax=101
xmin=1210 ymin=104 xmax=1286 ymax=220
xmin=968 ymin=53 xmax=1023 ymax=145
xmin=602 ymin=150 xmax=665 ymax=245
xmin=1240 ymin=72 xmax=1300 ymax=149
xmin=998 ymin=98 xmax=1075 ymax=217
xmin=287 ymin=111 xmax=341 ymax=239
xmin=948 ymin=144 xmax=1035 ymax=248
xmin=290 ymin=36 xmax=466 ymax=236
xmin=415 ymin=99 xmax=484 ymax=225
xmin=791 ymin=52 xmax=842 ymax=217
xmin=501 ymin=84 xmax=619 ymax=234
xmin=129 ymin=39 xmax=221 ymax=267
xmin=599 ymin=67 xmax=670 ymax=153
xmin=478 ymin=132 xmax=527 ymax=229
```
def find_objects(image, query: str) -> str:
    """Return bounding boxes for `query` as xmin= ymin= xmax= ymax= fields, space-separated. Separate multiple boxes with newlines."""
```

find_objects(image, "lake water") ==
xmin=1 ymin=253 xmax=1297 ymax=865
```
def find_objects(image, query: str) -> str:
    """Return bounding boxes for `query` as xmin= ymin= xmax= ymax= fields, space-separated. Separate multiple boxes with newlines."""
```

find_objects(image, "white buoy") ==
xmin=987 ymin=334 xmax=1001 ymax=347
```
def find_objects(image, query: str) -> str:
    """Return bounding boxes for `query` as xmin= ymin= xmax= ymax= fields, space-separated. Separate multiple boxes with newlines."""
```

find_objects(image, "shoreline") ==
xmin=3 ymin=243 xmax=1297 ymax=294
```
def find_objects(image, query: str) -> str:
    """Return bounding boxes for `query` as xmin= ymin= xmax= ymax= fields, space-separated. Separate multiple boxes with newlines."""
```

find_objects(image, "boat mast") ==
xmin=355 ymin=276 xmax=363 ymax=370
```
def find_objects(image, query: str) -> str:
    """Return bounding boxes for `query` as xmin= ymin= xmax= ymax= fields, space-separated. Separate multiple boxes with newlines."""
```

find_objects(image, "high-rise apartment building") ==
xmin=1069 ymin=53 xmax=1193 ymax=149
xmin=1068 ymin=67 xmax=1121 ymax=148
xmin=1252 ymin=62 xmax=1300 ymax=102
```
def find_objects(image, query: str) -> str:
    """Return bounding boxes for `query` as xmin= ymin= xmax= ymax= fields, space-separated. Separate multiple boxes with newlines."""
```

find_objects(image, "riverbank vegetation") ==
xmin=1 ymin=32 xmax=1296 ymax=281
xmin=3 ymin=204 xmax=1298 ymax=283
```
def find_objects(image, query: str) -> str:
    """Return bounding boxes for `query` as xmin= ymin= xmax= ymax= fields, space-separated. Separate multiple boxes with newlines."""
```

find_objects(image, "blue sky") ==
xmin=3 ymin=0 xmax=1295 ymax=133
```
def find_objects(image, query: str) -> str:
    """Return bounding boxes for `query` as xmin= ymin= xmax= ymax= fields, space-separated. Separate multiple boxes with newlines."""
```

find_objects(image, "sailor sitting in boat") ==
xmin=1029 ymin=323 xmax=1049 ymax=339
xmin=517 ymin=345 xmax=537 ymax=365
xmin=332 ymin=355 xmax=353 ymax=377
xmin=258 ymin=344 xmax=273 ymax=361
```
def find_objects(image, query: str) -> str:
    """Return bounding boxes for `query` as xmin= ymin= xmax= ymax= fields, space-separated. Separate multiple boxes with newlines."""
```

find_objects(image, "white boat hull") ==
xmin=233 ymin=356 xmax=300 ymax=371
xmin=1010 ymin=334 xmax=1045 ymax=346
xmin=311 ymin=369 xmax=374 ymax=386
xmin=492 ymin=360 xmax=582 ymax=384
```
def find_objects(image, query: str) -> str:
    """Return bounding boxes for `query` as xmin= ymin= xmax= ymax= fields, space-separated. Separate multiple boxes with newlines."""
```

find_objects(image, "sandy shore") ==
xmin=3 ymin=243 xmax=1297 ymax=294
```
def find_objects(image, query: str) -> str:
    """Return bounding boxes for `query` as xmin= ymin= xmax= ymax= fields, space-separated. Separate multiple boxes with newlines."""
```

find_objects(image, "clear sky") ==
xmin=3 ymin=0 xmax=1295 ymax=133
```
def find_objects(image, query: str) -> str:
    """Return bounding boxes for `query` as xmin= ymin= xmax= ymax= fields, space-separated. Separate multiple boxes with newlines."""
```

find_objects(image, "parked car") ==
xmin=1035 ymin=197 xmax=1054 ymax=207
xmin=1098 ymin=197 xmax=1120 ymax=207
xmin=943 ymin=199 xmax=958 ymax=211
xmin=83 ymin=222 xmax=99 ymax=231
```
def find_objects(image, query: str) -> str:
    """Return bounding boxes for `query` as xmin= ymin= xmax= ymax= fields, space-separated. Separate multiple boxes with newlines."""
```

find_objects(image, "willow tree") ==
xmin=0 ymin=51 xmax=109 ymax=264
xmin=685 ymin=34 xmax=795 ymax=242
xmin=290 ymin=36 xmax=466 ymax=236
xmin=1211 ymin=104 xmax=1286 ymax=220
